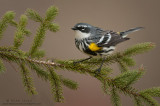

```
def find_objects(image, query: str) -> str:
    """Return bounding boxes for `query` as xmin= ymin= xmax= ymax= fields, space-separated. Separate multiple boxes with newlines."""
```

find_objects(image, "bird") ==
xmin=71 ymin=23 xmax=143 ymax=73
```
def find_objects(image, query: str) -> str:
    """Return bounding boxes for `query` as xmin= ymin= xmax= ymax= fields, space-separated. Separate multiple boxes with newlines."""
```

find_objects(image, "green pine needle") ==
xmin=29 ymin=24 xmax=47 ymax=56
xmin=23 ymin=29 xmax=32 ymax=36
xmin=13 ymin=15 xmax=28 ymax=49
xmin=134 ymin=96 xmax=144 ymax=106
xmin=28 ymin=63 xmax=49 ymax=81
xmin=140 ymin=87 xmax=160 ymax=97
xmin=9 ymin=20 xmax=17 ymax=26
xmin=117 ymin=59 xmax=129 ymax=72
xmin=30 ymin=49 xmax=45 ymax=59
xmin=20 ymin=63 xmax=37 ymax=95
xmin=111 ymin=87 xmax=121 ymax=106
xmin=123 ymin=42 xmax=155 ymax=57
xmin=0 ymin=11 xmax=15 ymax=40
xmin=48 ymin=68 xmax=64 ymax=102
xmin=25 ymin=9 xmax=43 ymax=22
xmin=139 ymin=93 xmax=159 ymax=106
xmin=102 ymin=81 xmax=110 ymax=94
xmin=100 ymin=67 xmax=112 ymax=76
xmin=9 ymin=20 xmax=31 ymax=36
xmin=60 ymin=76 xmax=78 ymax=90
xmin=19 ymin=15 xmax=28 ymax=27
xmin=47 ymin=23 xmax=59 ymax=32
xmin=28 ymin=6 xmax=59 ymax=57
xmin=45 ymin=6 xmax=58 ymax=22
xmin=113 ymin=70 xmax=144 ymax=88
xmin=3 ymin=11 xmax=15 ymax=21
xmin=13 ymin=29 xmax=25 ymax=48
xmin=121 ymin=56 xmax=136 ymax=67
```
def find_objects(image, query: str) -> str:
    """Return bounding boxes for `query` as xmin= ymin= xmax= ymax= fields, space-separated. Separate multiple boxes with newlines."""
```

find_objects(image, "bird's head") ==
xmin=72 ymin=23 xmax=93 ymax=39
xmin=72 ymin=23 xmax=92 ymax=33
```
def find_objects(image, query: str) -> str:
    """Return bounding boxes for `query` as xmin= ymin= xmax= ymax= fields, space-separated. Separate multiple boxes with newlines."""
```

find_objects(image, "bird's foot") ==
xmin=94 ymin=68 xmax=101 ymax=77
xmin=73 ymin=57 xmax=92 ymax=66
xmin=73 ymin=61 xmax=79 ymax=66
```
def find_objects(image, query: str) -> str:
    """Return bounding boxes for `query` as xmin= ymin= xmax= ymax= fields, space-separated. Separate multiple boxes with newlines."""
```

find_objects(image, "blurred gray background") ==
xmin=0 ymin=0 xmax=160 ymax=106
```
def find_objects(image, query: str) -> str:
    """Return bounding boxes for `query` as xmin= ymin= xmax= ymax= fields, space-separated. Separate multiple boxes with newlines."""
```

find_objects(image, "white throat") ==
xmin=74 ymin=30 xmax=90 ymax=40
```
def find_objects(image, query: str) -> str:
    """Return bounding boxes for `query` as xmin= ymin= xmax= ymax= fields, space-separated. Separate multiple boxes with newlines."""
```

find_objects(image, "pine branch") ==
xmin=9 ymin=20 xmax=31 ymax=36
xmin=0 ymin=46 xmax=24 ymax=56
xmin=140 ymin=87 xmax=160 ymax=97
xmin=25 ymin=9 xmax=43 ymax=22
xmin=0 ymin=44 xmax=159 ymax=105
xmin=113 ymin=70 xmax=144 ymax=88
xmin=45 ymin=6 xmax=58 ymax=22
xmin=101 ymin=80 xmax=110 ymax=94
xmin=30 ymin=50 xmax=45 ymax=59
xmin=13 ymin=15 xmax=28 ymax=49
xmin=0 ymin=11 xmax=15 ymax=40
xmin=25 ymin=62 xmax=78 ymax=90
xmin=20 ymin=63 xmax=37 ymax=95
xmin=139 ymin=93 xmax=159 ymax=106
xmin=134 ymin=96 xmax=143 ymax=106
xmin=28 ymin=24 xmax=47 ymax=56
xmin=60 ymin=76 xmax=78 ymax=90
xmin=111 ymin=87 xmax=121 ymax=106
xmin=28 ymin=63 xmax=49 ymax=81
xmin=27 ymin=6 xmax=59 ymax=57
xmin=123 ymin=42 xmax=155 ymax=56
xmin=48 ymin=67 xmax=64 ymax=102
xmin=0 ymin=51 xmax=98 ymax=76
xmin=121 ymin=56 xmax=136 ymax=67
xmin=102 ymin=76 xmax=159 ymax=106
xmin=117 ymin=59 xmax=129 ymax=72
xmin=47 ymin=23 xmax=59 ymax=32
xmin=104 ymin=78 xmax=158 ymax=106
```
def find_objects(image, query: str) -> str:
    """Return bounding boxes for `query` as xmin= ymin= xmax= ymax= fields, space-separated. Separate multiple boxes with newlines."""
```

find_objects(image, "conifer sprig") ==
xmin=113 ymin=71 xmax=144 ymax=88
xmin=25 ymin=9 xmax=43 ymax=22
xmin=0 ymin=11 xmax=15 ymax=40
xmin=0 ymin=6 xmax=159 ymax=106
xmin=26 ymin=6 xmax=59 ymax=57
xmin=13 ymin=15 xmax=28 ymax=49
xmin=48 ymin=67 xmax=64 ymax=102
xmin=20 ymin=63 xmax=37 ymax=95
xmin=0 ymin=47 xmax=159 ymax=105
xmin=111 ymin=87 xmax=121 ymax=106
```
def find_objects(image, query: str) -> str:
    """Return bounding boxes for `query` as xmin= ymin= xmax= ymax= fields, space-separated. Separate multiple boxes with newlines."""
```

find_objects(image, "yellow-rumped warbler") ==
xmin=72 ymin=23 xmax=143 ymax=72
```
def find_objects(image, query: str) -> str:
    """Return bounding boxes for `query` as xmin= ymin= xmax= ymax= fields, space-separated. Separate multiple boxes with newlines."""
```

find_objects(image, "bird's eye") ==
xmin=76 ymin=26 xmax=90 ymax=33
xmin=81 ymin=27 xmax=85 ymax=30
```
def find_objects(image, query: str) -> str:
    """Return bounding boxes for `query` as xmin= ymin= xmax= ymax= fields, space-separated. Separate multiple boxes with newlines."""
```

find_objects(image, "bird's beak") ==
xmin=71 ymin=27 xmax=77 ymax=30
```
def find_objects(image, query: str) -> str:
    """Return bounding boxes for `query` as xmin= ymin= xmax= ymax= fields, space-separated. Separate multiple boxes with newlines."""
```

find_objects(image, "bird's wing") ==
xmin=87 ymin=29 xmax=130 ymax=49
xmin=87 ymin=30 xmax=110 ymax=43
xmin=96 ymin=31 xmax=130 ymax=47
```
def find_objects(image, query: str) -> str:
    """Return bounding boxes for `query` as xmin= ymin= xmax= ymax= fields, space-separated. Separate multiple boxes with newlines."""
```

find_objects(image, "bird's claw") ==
xmin=73 ymin=61 xmax=79 ymax=66
xmin=94 ymin=68 xmax=101 ymax=77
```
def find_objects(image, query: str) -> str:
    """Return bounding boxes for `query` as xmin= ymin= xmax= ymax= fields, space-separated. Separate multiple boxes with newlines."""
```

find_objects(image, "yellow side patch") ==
xmin=88 ymin=43 xmax=102 ymax=51
xmin=117 ymin=32 xmax=120 ymax=35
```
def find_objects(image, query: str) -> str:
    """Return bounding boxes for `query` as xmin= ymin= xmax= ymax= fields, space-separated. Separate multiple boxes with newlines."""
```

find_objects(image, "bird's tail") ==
xmin=120 ymin=27 xmax=144 ymax=38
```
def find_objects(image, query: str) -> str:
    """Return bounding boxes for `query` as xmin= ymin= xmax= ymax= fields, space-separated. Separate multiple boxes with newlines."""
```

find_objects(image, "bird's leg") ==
xmin=73 ymin=56 xmax=92 ymax=65
xmin=95 ymin=57 xmax=106 ymax=74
